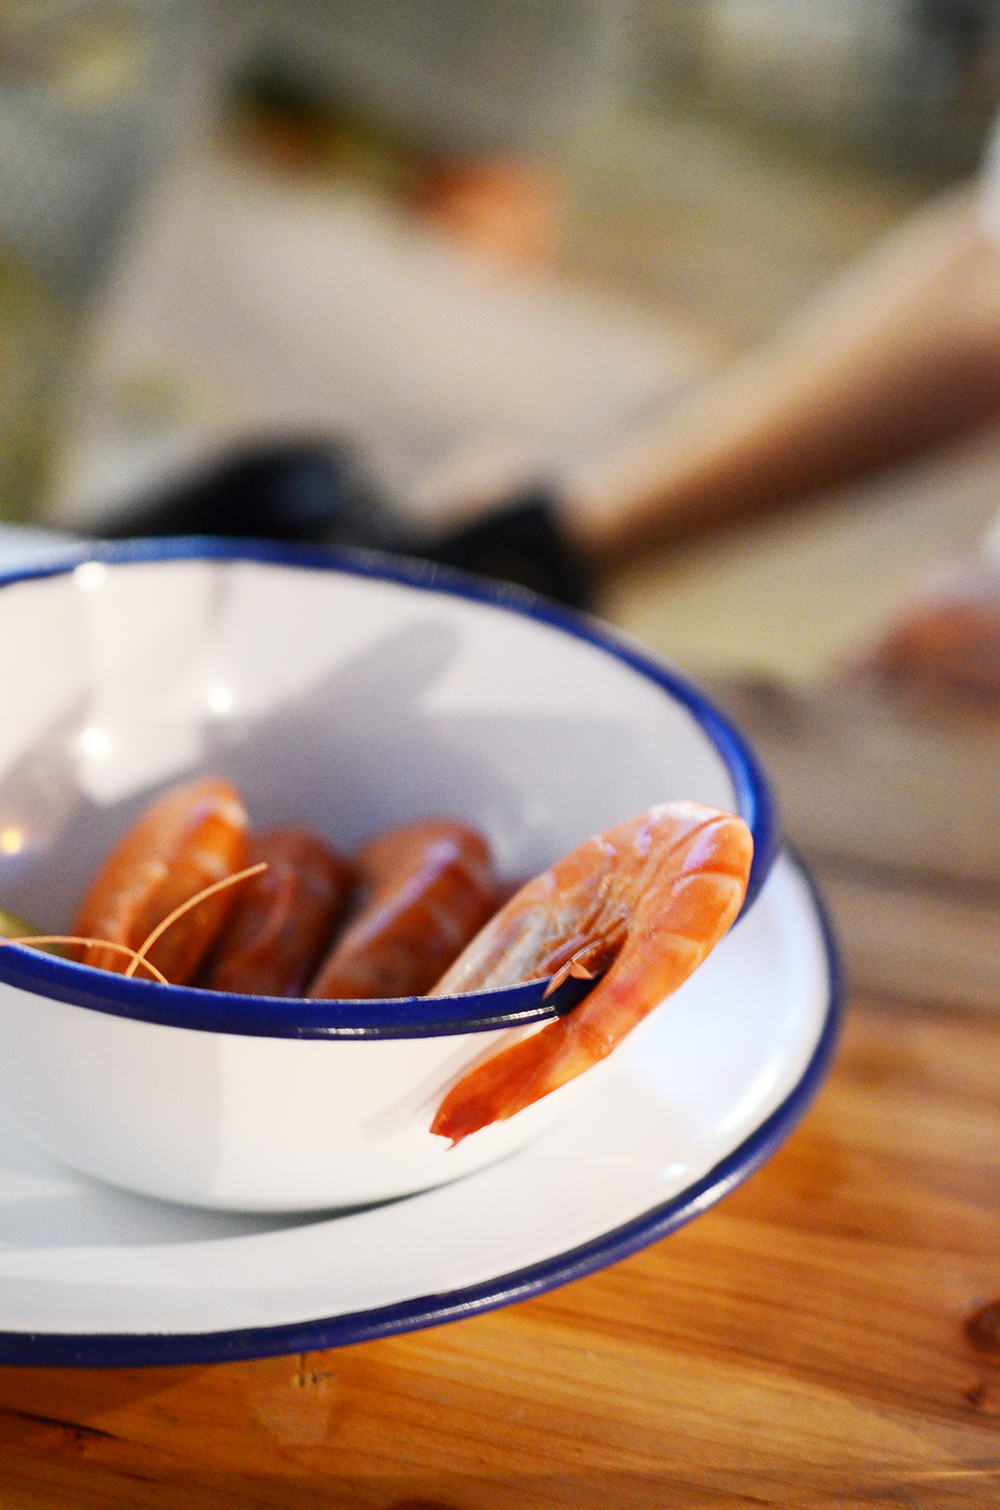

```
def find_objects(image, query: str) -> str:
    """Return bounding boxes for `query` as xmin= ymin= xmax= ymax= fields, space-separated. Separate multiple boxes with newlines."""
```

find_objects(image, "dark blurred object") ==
xmin=96 ymin=441 xmax=395 ymax=549
xmin=429 ymin=492 xmax=590 ymax=609
xmin=93 ymin=440 xmax=591 ymax=610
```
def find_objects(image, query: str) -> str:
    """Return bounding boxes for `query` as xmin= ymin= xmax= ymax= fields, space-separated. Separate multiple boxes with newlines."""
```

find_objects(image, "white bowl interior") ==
xmin=0 ymin=557 xmax=737 ymax=939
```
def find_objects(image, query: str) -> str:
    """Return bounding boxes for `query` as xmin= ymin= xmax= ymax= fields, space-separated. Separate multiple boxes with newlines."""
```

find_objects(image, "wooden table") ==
xmin=2 ymin=992 xmax=999 ymax=1507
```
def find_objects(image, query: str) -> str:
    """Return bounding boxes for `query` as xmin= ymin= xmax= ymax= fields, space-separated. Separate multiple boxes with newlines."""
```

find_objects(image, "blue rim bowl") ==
xmin=0 ymin=537 xmax=779 ymax=1041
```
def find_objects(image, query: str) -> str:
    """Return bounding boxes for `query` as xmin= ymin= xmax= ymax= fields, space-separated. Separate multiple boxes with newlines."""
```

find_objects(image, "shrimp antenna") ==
xmin=125 ymin=862 xmax=268 ymax=977
xmin=0 ymin=936 xmax=170 ymax=984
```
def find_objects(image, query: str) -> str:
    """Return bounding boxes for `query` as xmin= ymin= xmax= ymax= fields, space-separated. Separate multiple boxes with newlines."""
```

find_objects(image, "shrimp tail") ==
xmin=431 ymin=1013 xmax=600 ymax=1143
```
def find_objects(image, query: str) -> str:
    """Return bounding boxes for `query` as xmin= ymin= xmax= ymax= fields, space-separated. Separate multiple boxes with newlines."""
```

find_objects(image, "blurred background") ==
xmin=4 ymin=2 xmax=1000 ymax=1005
xmin=4 ymin=1 xmax=1000 ymax=553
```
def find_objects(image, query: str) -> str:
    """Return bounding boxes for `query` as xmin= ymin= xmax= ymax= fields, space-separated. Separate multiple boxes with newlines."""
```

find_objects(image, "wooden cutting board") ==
xmin=706 ymin=671 xmax=1000 ymax=1010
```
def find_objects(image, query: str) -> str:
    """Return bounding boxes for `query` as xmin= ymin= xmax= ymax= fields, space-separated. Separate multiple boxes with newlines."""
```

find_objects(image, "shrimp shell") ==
xmin=308 ymin=819 xmax=497 ymax=1000
xmin=428 ymin=801 xmax=753 ymax=1144
xmin=199 ymin=828 xmax=354 ymax=997
xmin=73 ymin=777 xmax=248 ymax=984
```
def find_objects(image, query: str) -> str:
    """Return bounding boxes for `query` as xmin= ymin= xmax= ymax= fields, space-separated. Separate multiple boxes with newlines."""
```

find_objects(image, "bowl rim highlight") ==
xmin=0 ymin=536 xmax=778 ymax=1039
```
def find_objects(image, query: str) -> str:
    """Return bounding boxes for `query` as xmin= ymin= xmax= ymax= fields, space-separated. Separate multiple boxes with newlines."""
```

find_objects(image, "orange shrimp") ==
xmin=199 ymin=828 xmax=354 ymax=997
xmin=428 ymin=802 xmax=753 ymax=1145
xmin=308 ymin=819 xmax=497 ymax=1000
xmin=73 ymin=777 xmax=248 ymax=984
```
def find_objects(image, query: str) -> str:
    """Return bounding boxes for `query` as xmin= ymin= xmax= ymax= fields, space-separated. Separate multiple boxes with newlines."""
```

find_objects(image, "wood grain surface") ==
xmin=1 ymin=994 xmax=999 ymax=1507
xmin=702 ymin=674 xmax=1000 ymax=1011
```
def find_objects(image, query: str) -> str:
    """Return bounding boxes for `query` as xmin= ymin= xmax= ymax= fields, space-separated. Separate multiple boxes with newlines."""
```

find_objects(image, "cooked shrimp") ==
xmin=73 ymin=776 xmax=248 ymax=984
xmin=428 ymin=801 xmax=753 ymax=1144
xmin=199 ymin=828 xmax=354 ymax=997
xmin=308 ymin=819 xmax=497 ymax=1000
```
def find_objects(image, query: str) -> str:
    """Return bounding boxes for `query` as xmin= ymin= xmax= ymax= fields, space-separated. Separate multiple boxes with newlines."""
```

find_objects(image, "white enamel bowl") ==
xmin=0 ymin=541 xmax=777 ymax=1211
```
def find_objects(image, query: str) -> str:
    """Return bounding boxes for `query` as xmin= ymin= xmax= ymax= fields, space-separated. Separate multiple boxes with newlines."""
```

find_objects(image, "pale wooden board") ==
xmin=812 ymin=860 xmax=1000 ymax=1011
xmin=704 ymin=672 xmax=1000 ymax=1010
xmin=705 ymin=672 xmax=1000 ymax=882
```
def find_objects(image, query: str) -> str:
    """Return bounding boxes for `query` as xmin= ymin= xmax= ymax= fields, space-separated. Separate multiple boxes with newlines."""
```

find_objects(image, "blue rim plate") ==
xmin=0 ymin=537 xmax=778 ymax=1039
xmin=0 ymin=851 xmax=838 ymax=1367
